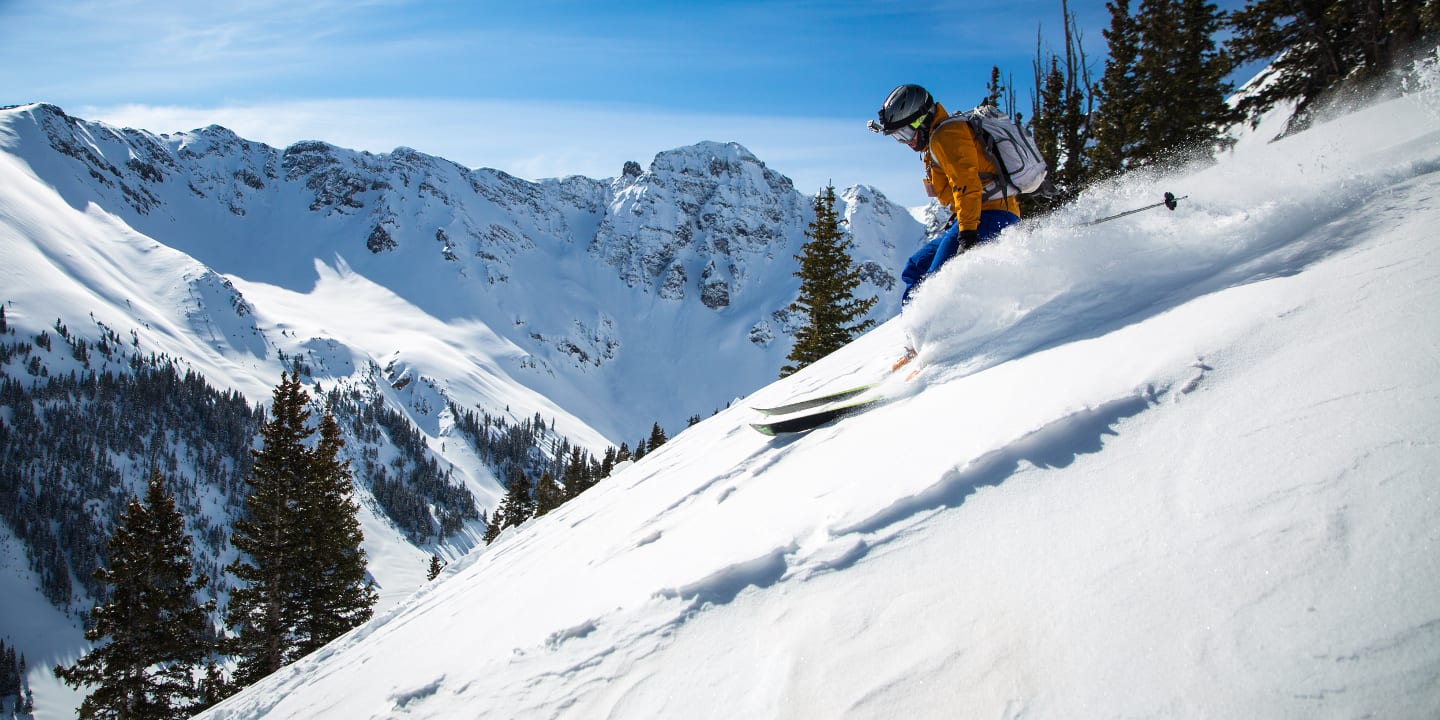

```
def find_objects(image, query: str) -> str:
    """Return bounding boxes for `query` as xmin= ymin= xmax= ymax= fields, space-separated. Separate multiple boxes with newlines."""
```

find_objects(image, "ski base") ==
xmin=750 ymin=348 xmax=917 ymax=436
xmin=754 ymin=349 xmax=915 ymax=416
xmin=749 ymin=398 xmax=885 ymax=436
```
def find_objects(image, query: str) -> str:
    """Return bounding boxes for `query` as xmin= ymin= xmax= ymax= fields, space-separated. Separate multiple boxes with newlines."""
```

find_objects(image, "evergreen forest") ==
xmin=0 ymin=308 xmax=659 ymax=713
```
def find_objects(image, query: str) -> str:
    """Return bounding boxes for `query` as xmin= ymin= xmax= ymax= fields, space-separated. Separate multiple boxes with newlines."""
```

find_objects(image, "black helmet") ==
xmin=877 ymin=84 xmax=934 ymax=133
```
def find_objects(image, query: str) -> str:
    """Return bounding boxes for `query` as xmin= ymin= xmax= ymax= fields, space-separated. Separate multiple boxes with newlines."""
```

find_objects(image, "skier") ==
xmin=873 ymin=84 xmax=1021 ymax=303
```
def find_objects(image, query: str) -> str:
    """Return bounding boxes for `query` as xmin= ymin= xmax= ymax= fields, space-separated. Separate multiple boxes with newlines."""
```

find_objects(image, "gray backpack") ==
xmin=935 ymin=105 xmax=1049 ymax=200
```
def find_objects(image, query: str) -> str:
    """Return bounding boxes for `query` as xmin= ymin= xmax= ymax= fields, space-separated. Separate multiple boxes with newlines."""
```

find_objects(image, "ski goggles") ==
xmin=888 ymin=114 xmax=927 ymax=143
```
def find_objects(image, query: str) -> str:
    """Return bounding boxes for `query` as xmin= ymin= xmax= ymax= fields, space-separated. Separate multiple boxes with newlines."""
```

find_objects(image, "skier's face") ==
xmin=889 ymin=118 xmax=928 ymax=152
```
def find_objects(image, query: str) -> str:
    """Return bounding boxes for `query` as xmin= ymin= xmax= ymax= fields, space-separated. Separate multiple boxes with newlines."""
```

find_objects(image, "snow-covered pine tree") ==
xmin=54 ymin=470 xmax=215 ymax=720
xmin=1227 ymin=0 xmax=1440 ymax=136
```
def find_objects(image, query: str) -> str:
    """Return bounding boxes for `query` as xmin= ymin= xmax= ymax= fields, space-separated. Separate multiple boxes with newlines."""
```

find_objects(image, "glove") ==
xmin=957 ymin=230 xmax=980 ymax=252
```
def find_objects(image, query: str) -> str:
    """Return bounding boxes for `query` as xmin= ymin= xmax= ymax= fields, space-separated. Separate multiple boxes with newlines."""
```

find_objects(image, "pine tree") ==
xmin=1227 ymin=0 xmax=1440 ymax=136
xmin=1087 ymin=0 xmax=1234 ymax=172
xmin=534 ymin=470 xmax=564 ymax=516
xmin=562 ymin=446 xmax=591 ymax=500
xmin=1088 ymin=0 xmax=1144 ymax=181
xmin=55 ymin=470 xmax=215 ymax=720
xmin=291 ymin=404 xmax=375 ymax=658
xmin=225 ymin=374 xmax=376 ymax=683
xmin=1 ymin=642 xmax=13 ymax=699
xmin=226 ymin=370 xmax=312 ymax=686
xmin=196 ymin=661 xmax=232 ymax=709
xmin=1130 ymin=0 xmax=1235 ymax=167
xmin=484 ymin=465 xmax=535 ymax=545
xmin=1028 ymin=0 xmax=1094 ymax=210
xmin=504 ymin=466 xmax=535 ymax=527
xmin=781 ymin=185 xmax=877 ymax=377
xmin=1166 ymin=0 xmax=1236 ymax=156
xmin=647 ymin=422 xmax=668 ymax=451
xmin=601 ymin=447 xmax=617 ymax=478
xmin=426 ymin=555 xmax=447 ymax=581
xmin=481 ymin=513 xmax=503 ymax=545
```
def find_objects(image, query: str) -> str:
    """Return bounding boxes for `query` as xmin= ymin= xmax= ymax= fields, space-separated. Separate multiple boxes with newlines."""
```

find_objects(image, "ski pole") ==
xmin=1082 ymin=192 xmax=1187 ymax=226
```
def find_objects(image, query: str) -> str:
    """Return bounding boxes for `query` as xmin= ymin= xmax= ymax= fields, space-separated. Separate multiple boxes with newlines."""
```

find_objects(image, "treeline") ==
xmin=0 ymin=306 xmax=685 ymax=713
xmin=1013 ymin=0 xmax=1439 ymax=210
xmin=0 ymin=304 xmax=665 ymax=617
xmin=1 ymin=640 xmax=35 ymax=715
xmin=331 ymin=387 xmax=478 ymax=541
xmin=451 ymin=403 xmax=677 ymax=544
xmin=0 ymin=316 xmax=471 ymax=713
xmin=0 ymin=319 xmax=490 ymax=611
xmin=0 ymin=352 xmax=259 ymax=608
xmin=46 ymin=371 xmax=382 ymax=717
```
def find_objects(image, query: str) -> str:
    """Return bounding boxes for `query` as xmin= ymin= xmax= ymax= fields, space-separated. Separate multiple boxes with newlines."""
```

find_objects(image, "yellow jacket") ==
xmin=923 ymin=103 xmax=1021 ymax=231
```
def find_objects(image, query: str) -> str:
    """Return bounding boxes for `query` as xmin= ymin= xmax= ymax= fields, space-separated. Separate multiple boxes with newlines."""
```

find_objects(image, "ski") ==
xmin=752 ymin=384 xmax=874 ymax=416
xmin=749 ymin=397 xmax=886 ymax=436
xmin=752 ymin=348 xmax=917 ymax=416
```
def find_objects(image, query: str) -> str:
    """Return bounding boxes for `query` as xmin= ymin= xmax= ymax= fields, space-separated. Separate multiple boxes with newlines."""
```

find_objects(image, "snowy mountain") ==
xmin=0 ymin=101 xmax=922 ymax=716
xmin=1 ymin=102 xmax=918 ymax=438
xmin=163 ymin=54 xmax=1440 ymax=719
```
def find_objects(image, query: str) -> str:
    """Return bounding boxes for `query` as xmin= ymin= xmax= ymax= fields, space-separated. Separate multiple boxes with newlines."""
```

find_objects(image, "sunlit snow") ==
xmin=3 ymin=51 xmax=1440 ymax=718
xmin=183 ymin=57 xmax=1440 ymax=719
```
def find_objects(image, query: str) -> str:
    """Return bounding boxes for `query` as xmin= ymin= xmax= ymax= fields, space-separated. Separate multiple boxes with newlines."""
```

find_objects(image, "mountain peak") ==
xmin=0 ymin=102 xmax=915 ymax=436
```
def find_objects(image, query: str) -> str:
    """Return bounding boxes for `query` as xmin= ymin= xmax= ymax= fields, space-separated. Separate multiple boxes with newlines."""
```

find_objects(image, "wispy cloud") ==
xmin=3 ymin=0 xmax=413 ymax=101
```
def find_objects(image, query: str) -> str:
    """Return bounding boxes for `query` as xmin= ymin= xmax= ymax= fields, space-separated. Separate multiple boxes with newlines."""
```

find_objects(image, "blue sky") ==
xmin=1 ymin=0 xmax=1256 ymax=209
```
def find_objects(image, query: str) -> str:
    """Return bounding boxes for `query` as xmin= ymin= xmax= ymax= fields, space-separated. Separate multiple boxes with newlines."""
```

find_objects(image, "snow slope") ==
xmin=194 ymin=55 xmax=1440 ymax=719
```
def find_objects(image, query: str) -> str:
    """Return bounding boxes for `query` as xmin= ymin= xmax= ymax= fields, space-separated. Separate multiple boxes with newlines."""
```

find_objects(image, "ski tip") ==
xmin=749 ymin=422 xmax=779 ymax=437
xmin=891 ymin=347 xmax=918 ymax=372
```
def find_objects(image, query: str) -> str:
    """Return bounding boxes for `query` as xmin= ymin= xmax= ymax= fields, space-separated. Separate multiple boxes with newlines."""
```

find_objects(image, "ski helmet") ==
xmin=876 ymin=84 xmax=935 ymax=149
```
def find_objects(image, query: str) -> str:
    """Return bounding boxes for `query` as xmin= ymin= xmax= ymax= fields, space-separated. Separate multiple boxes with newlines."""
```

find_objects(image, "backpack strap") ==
xmin=932 ymin=113 xmax=1007 ymax=198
